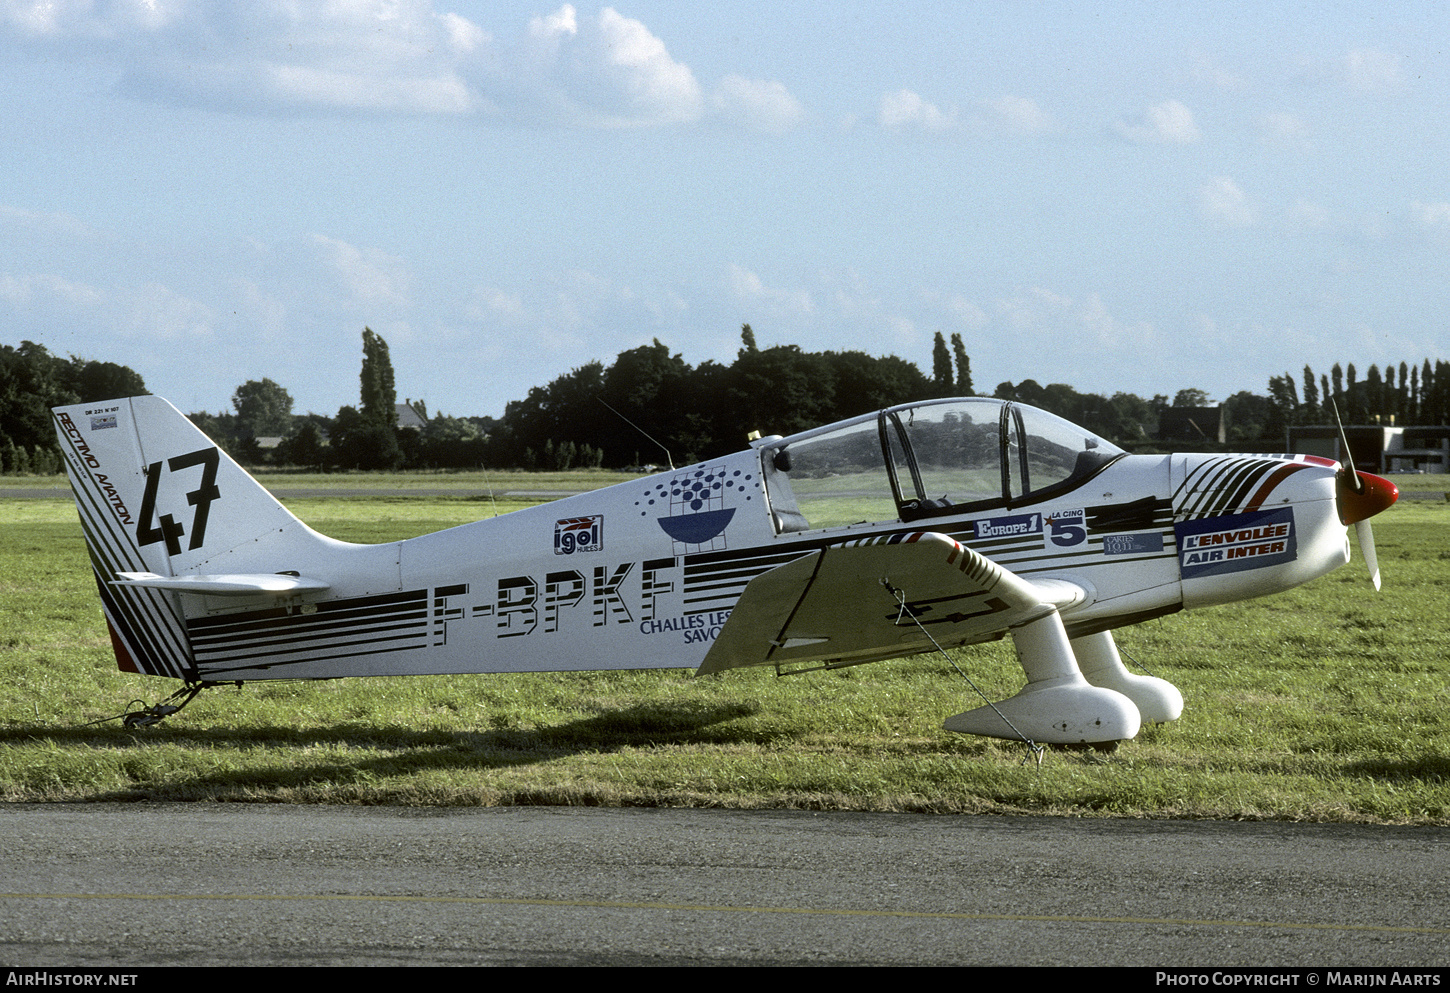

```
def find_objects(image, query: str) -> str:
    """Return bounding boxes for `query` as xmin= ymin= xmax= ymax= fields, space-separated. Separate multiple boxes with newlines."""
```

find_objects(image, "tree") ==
xmin=68 ymin=360 xmax=146 ymax=403
xmin=331 ymin=404 xmax=403 ymax=470
xmin=415 ymin=412 xmax=489 ymax=469
xmin=603 ymin=340 xmax=693 ymax=463
xmin=1346 ymin=363 xmax=1364 ymax=421
xmin=950 ymin=333 xmax=973 ymax=395
xmin=821 ymin=351 xmax=930 ymax=421
xmin=1172 ymin=388 xmax=1211 ymax=407
xmin=495 ymin=361 xmax=607 ymax=467
xmin=275 ymin=421 xmax=325 ymax=468
xmin=231 ymin=378 xmax=294 ymax=439
xmin=335 ymin=328 xmax=403 ymax=469
xmin=0 ymin=342 xmax=77 ymax=453
xmin=1365 ymin=364 xmax=1384 ymax=422
xmin=1108 ymin=391 xmax=1157 ymax=440
xmin=1264 ymin=376 xmax=1297 ymax=442
xmin=360 ymin=327 xmax=396 ymax=430
xmin=930 ymin=332 xmax=952 ymax=395
xmin=1223 ymin=391 xmax=1271 ymax=442
xmin=730 ymin=344 xmax=835 ymax=439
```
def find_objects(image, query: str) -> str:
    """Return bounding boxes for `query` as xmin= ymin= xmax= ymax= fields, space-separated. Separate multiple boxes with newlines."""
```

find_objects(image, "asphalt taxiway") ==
xmin=1 ymin=804 xmax=1446 ymax=966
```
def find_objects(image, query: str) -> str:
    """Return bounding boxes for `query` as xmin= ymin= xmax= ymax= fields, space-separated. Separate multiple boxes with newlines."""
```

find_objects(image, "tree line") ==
xmin=2 ymin=330 xmax=1447 ymax=475
xmin=1268 ymin=361 xmax=1450 ymax=428
xmin=187 ymin=328 xmax=498 ymax=471
xmin=490 ymin=325 xmax=959 ymax=469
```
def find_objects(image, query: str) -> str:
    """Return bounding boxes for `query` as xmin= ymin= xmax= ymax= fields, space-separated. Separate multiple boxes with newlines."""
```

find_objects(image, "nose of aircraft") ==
xmin=1337 ymin=469 xmax=1398 ymax=525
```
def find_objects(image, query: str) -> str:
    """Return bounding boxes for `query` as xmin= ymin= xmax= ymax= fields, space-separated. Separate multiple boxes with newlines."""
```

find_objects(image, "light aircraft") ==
xmin=52 ymin=394 xmax=1397 ymax=744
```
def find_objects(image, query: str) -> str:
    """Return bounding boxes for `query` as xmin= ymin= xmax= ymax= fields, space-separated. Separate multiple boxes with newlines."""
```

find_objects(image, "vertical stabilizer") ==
xmin=52 ymin=396 xmax=331 ymax=679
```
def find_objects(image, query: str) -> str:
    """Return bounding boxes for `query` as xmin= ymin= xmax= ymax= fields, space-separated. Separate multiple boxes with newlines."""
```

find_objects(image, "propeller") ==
xmin=1330 ymin=401 xmax=1398 ymax=590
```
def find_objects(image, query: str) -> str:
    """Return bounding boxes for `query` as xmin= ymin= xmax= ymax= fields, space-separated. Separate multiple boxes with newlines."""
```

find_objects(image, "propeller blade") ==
xmin=1328 ymin=399 xmax=1395 ymax=587
xmin=1355 ymin=519 xmax=1381 ymax=591
xmin=1330 ymin=399 xmax=1364 ymax=496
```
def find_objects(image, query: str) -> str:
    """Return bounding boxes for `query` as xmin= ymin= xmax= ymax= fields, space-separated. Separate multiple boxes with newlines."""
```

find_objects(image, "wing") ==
xmin=697 ymin=531 xmax=1085 ymax=675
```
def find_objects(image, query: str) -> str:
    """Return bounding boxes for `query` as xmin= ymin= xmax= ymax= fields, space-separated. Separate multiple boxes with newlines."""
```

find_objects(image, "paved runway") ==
xmin=1 ymin=804 xmax=1446 ymax=966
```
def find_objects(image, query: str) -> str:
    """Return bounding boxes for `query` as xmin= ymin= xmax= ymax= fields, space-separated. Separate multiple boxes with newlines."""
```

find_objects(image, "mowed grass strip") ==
xmin=1 ymin=480 xmax=1447 ymax=821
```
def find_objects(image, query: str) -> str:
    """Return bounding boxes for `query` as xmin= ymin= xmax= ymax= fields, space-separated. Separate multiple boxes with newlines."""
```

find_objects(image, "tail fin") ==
xmin=52 ymin=396 xmax=331 ymax=678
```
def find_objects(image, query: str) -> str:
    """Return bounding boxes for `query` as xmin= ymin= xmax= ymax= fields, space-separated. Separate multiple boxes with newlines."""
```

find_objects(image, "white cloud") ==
xmin=593 ymin=6 xmax=701 ymax=124
xmin=943 ymin=294 xmax=988 ymax=329
xmin=1076 ymin=292 xmax=1152 ymax=348
xmin=0 ymin=203 xmax=102 ymax=242
xmin=1199 ymin=176 xmax=1256 ymax=229
xmin=0 ymin=271 xmax=104 ymax=308
xmin=311 ymin=234 xmax=410 ymax=308
xmin=1114 ymin=99 xmax=1200 ymax=144
xmin=465 ymin=269 xmax=657 ymax=362
xmin=712 ymin=76 xmax=805 ymax=134
xmin=1285 ymin=199 xmax=1331 ymax=233
xmin=517 ymin=5 xmax=701 ymax=127
xmin=984 ymin=286 xmax=1156 ymax=364
xmin=997 ymin=286 xmax=1070 ymax=332
xmin=1189 ymin=53 xmax=1244 ymax=91
xmin=977 ymin=95 xmax=1051 ymax=134
xmin=2 ymin=3 xmax=729 ymax=128
xmin=0 ymin=269 xmax=212 ymax=339
xmin=122 ymin=281 xmax=214 ymax=338
xmin=1411 ymin=200 xmax=1450 ymax=231
xmin=1 ymin=0 xmax=187 ymax=36
xmin=8 ymin=4 xmax=818 ymax=132
xmin=232 ymin=277 xmax=288 ymax=341
xmin=1259 ymin=111 xmax=1311 ymax=150
xmin=262 ymin=63 xmax=478 ymax=115
xmin=1346 ymin=47 xmax=1405 ymax=94
xmin=530 ymin=4 xmax=578 ymax=41
xmin=439 ymin=12 xmax=486 ymax=53
xmin=878 ymin=90 xmax=1050 ymax=137
xmin=471 ymin=286 xmax=528 ymax=322
xmin=727 ymin=264 xmax=813 ymax=316
xmin=92 ymin=2 xmax=492 ymax=116
xmin=878 ymin=89 xmax=955 ymax=131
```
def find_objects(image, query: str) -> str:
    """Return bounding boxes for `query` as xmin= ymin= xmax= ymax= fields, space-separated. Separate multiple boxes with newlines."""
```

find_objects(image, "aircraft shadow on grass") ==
xmin=4 ymin=700 xmax=770 ymax=798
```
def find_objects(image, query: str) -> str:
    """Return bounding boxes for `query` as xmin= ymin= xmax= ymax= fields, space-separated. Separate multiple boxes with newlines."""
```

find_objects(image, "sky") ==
xmin=2 ymin=1 xmax=1447 ymax=422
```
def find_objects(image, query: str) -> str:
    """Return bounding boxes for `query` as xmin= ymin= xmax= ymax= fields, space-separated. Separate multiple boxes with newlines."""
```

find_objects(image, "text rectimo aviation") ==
xmin=52 ymin=395 xmax=1397 ymax=745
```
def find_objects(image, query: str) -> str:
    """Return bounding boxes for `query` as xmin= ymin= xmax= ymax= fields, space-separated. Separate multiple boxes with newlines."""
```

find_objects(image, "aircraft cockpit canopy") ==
xmin=761 ymin=398 xmax=1125 ymax=533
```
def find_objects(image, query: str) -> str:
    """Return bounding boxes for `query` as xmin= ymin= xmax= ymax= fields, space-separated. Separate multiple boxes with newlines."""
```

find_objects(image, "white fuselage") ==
xmin=177 ymin=449 xmax=1350 ymax=682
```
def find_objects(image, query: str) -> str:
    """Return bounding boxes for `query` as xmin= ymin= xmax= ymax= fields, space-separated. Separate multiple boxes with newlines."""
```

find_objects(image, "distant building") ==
xmin=1158 ymin=406 xmax=1225 ymax=445
xmin=1288 ymin=424 xmax=1450 ymax=473
xmin=395 ymin=401 xmax=427 ymax=431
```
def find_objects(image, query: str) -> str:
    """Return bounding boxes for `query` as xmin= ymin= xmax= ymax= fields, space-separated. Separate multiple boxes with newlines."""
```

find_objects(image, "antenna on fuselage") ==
xmin=596 ymin=396 xmax=675 ymax=471
xmin=479 ymin=467 xmax=500 ymax=518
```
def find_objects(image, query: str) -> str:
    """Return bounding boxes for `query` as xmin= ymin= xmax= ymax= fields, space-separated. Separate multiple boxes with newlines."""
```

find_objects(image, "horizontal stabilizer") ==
xmin=114 ymin=572 xmax=331 ymax=596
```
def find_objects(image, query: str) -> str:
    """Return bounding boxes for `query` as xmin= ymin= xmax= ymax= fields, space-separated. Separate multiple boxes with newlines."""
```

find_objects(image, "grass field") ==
xmin=2 ymin=473 xmax=1447 ymax=821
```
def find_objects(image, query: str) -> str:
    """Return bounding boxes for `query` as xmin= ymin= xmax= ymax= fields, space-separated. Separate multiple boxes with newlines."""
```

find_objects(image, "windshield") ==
xmin=761 ymin=398 xmax=1124 ymax=532
xmin=890 ymin=399 xmax=1124 ymax=518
